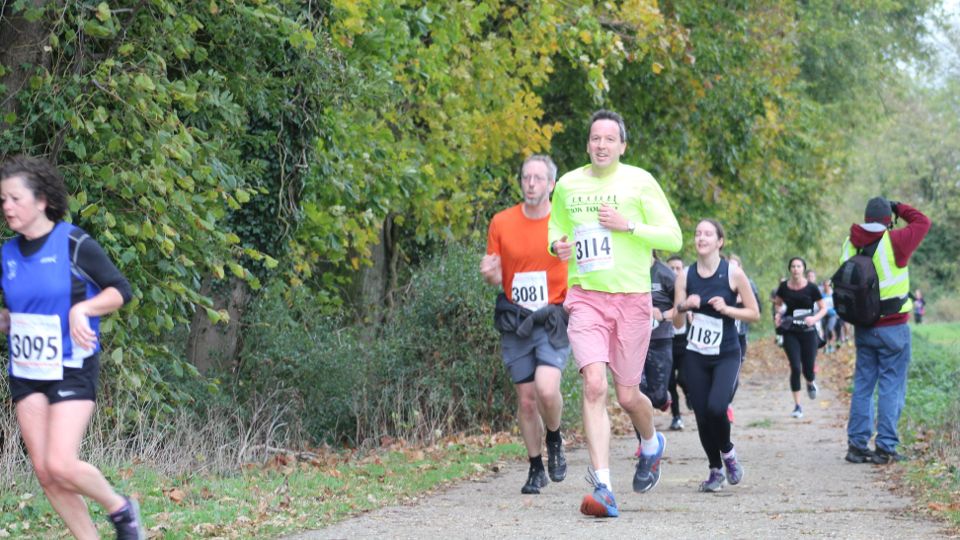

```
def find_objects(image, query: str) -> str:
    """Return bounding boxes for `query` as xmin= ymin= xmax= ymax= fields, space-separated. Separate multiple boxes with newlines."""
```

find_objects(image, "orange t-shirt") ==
xmin=486 ymin=204 xmax=568 ymax=308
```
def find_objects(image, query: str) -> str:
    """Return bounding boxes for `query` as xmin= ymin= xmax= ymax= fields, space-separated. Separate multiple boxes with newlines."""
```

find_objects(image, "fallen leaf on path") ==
xmin=164 ymin=488 xmax=186 ymax=503
xmin=191 ymin=523 xmax=220 ymax=535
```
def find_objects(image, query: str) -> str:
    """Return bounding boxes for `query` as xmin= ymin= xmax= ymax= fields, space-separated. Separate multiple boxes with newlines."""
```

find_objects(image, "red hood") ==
xmin=848 ymin=222 xmax=888 ymax=249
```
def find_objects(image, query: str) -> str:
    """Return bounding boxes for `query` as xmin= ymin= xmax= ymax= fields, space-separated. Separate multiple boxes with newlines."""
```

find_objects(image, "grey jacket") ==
xmin=493 ymin=293 xmax=569 ymax=349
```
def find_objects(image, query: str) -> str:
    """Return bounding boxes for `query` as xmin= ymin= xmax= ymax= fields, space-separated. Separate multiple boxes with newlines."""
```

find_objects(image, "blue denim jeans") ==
xmin=847 ymin=323 xmax=912 ymax=452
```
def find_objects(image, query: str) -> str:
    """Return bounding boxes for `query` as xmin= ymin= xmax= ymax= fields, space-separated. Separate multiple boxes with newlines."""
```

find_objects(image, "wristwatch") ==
xmin=627 ymin=221 xmax=636 ymax=233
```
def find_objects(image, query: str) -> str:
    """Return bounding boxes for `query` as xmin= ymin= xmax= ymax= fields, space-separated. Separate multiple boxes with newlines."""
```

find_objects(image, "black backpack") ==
xmin=831 ymin=239 xmax=882 ymax=327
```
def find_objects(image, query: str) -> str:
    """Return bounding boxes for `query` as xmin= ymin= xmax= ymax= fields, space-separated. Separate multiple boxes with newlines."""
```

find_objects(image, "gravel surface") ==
xmin=285 ymin=346 xmax=946 ymax=540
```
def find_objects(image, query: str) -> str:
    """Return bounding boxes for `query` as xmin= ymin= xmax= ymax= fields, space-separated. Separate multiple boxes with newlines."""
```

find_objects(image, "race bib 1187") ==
xmin=686 ymin=312 xmax=723 ymax=356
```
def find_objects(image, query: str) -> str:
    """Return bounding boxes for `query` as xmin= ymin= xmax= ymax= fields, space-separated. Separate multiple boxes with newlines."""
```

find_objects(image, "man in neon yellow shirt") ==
xmin=549 ymin=109 xmax=681 ymax=517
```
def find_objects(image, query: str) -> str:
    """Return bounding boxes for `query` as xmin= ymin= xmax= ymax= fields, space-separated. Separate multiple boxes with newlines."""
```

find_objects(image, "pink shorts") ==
xmin=563 ymin=286 xmax=652 ymax=386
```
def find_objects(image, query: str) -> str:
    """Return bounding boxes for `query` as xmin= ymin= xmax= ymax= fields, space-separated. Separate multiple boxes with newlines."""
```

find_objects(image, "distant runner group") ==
xmin=480 ymin=109 xmax=930 ymax=516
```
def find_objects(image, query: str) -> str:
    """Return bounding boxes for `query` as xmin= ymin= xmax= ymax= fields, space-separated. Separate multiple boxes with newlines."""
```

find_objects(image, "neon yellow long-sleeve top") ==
xmin=548 ymin=163 xmax=682 ymax=293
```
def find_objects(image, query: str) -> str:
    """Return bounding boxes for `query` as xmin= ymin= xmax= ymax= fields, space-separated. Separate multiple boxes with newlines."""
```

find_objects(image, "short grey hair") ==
xmin=519 ymin=154 xmax=558 ymax=183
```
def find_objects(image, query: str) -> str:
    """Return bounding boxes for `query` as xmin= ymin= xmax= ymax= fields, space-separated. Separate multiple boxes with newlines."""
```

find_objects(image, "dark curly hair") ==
xmin=0 ymin=155 xmax=69 ymax=222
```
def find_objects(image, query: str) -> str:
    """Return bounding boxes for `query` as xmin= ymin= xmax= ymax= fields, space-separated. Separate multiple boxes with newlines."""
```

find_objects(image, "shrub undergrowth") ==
xmin=236 ymin=242 xmax=512 ymax=448
xmin=902 ymin=322 xmax=960 ymax=527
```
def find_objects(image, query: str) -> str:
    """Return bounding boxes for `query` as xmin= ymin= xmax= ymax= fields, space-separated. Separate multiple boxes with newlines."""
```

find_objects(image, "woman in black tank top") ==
xmin=673 ymin=219 xmax=760 ymax=492
xmin=774 ymin=257 xmax=827 ymax=419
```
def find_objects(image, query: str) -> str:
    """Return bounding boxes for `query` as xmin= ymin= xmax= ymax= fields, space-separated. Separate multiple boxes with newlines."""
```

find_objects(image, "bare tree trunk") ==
xmin=348 ymin=213 xmax=400 ymax=330
xmin=186 ymin=278 xmax=250 ymax=374
xmin=383 ymin=213 xmax=401 ymax=311
xmin=0 ymin=1 xmax=53 ymax=130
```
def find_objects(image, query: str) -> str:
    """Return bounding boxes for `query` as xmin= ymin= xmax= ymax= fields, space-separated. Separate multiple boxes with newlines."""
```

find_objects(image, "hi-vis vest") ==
xmin=840 ymin=231 xmax=912 ymax=316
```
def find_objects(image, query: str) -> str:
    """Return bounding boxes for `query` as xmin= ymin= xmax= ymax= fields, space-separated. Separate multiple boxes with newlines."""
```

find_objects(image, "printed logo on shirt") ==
xmin=41 ymin=255 xmax=57 ymax=264
xmin=5 ymin=260 xmax=15 ymax=279
xmin=566 ymin=194 xmax=620 ymax=215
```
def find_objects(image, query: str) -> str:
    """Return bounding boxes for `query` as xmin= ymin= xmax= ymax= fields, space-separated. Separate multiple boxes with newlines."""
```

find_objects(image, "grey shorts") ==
xmin=500 ymin=325 xmax=570 ymax=384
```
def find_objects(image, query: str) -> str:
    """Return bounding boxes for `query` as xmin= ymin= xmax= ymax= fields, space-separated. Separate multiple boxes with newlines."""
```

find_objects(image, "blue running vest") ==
xmin=3 ymin=222 xmax=100 ymax=376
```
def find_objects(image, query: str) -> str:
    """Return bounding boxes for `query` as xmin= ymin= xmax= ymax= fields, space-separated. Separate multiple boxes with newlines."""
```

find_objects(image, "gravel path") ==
xmin=285 ymin=345 xmax=945 ymax=539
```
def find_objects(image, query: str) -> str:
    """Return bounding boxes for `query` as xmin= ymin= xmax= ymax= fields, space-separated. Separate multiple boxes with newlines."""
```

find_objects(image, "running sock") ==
xmin=108 ymin=499 xmax=131 ymax=518
xmin=546 ymin=427 xmax=562 ymax=444
xmin=529 ymin=455 xmax=544 ymax=470
xmin=640 ymin=432 xmax=661 ymax=456
xmin=595 ymin=468 xmax=611 ymax=489
xmin=721 ymin=446 xmax=736 ymax=459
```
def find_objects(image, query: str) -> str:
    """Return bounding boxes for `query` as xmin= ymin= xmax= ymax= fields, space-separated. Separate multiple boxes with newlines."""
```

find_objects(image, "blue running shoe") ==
xmin=580 ymin=468 xmax=619 ymax=518
xmin=633 ymin=432 xmax=665 ymax=493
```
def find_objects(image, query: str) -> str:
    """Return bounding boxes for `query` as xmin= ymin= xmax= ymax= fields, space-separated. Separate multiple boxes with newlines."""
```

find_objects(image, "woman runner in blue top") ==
xmin=0 ymin=156 xmax=144 ymax=539
xmin=673 ymin=219 xmax=760 ymax=492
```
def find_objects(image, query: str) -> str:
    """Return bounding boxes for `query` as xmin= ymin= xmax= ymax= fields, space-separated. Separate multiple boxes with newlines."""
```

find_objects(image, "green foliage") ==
xmin=540 ymin=1 xmax=842 ymax=282
xmin=230 ymin=283 xmax=366 ymax=443
xmin=0 ymin=0 xmax=946 ymax=447
xmin=0 ymin=1 xmax=384 ymax=409
xmin=904 ymin=325 xmax=960 ymax=429
xmin=900 ymin=323 xmax=960 ymax=526
xmin=236 ymin=243 xmax=509 ymax=445
xmin=797 ymin=0 xmax=937 ymax=110
xmin=385 ymin=241 xmax=510 ymax=432
xmin=834 ymin=76 xmax=960 ymax=298
xmin=924 ymin=292 xmax=960 ymax=323
xmin=0 ymin=1 xmax=340 ymax=405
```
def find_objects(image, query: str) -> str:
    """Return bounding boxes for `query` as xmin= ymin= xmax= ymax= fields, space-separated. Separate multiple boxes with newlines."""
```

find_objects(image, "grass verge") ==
xmin=900 ymin=322 xmax=960 ymax=530
xmin=0 ymin=435 xmax=523 ymax=539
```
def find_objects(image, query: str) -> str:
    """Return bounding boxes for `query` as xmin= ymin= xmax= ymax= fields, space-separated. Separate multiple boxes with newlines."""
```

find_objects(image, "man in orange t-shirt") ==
xmin=480 ymin=154 xmax=570 ymax=495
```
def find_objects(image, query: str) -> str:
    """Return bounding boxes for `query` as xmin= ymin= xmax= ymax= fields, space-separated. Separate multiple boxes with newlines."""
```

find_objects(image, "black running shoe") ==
xmin=845 ymin=444 xmax=876 ymax=464
xmin=872 ymin=447 xmax=907 ymax=464
xmin=521 ymin=466 xmax=549 ymax=494
xmin=110 ymin=497 xmax=146 ymax=540
xmin=546 ymin=438 xmax=567 ymax=482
